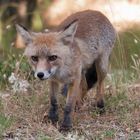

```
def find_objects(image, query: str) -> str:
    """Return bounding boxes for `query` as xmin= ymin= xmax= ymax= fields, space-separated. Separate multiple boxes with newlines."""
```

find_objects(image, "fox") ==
xmin=16 ymin=10 xmax=116 ymax=130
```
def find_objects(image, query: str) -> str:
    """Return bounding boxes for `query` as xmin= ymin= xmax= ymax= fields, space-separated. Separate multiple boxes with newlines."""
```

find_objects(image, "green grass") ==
xmin=111 ymin=25 xmax=140 ymax=69
xmin=0 ymin=114 xmax=13 ymax=138
xmin=37 ymin=132 xmax=52 ymax=140
xmin=103 ymin=129 xmax=115 ymax=138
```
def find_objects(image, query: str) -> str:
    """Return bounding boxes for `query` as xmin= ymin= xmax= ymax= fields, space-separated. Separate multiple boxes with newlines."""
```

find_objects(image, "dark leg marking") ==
xmin=60 ymin=105 xmax=72 ymax=131
xmin=61 ymin=84 xmax=69 ymax=97
xmin=97 ymin=98 xmax=104 ymax=109
xmin=48 ymin=98 xmax=58 ymax=123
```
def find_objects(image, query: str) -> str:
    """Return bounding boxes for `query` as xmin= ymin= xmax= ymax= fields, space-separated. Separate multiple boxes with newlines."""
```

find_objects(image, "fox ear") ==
xmin=15 ymin=24 xmax=33 ymax=45
xmin=59 ymin=20 xmax=78 ymax=44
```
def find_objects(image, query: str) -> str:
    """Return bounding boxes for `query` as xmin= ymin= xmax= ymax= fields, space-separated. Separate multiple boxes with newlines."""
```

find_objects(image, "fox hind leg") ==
xmin=95 ymin=55 xmax=109 ymax=109
xmin=75 ymin=74 xmax=88 ymax=111
xmin=75 ymin=63 xmax=98 ymax=110
xmin=78 ymin=62 xmax=98 ymax=102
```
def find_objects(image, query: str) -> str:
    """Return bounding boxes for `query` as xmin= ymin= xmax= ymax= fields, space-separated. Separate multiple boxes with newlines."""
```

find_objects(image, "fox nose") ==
xmin=37 ymin=72 xmax=44 ymax=79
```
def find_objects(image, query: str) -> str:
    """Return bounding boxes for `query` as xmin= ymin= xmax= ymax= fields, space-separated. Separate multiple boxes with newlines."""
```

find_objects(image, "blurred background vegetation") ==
xmin=0 ymin=0 xmax=140 ymax=88
xmin=0 ymin=0 xmax=52 ymax=88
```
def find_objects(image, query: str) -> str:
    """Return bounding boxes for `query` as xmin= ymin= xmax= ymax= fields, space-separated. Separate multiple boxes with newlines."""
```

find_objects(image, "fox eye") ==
xmin=48 ymin=55 xmax=58 ymax=61
xmin=31 ymin=56 xmax=38 ymax=62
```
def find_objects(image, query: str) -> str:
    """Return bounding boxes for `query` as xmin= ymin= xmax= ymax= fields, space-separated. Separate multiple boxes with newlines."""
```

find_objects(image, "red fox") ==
xmin=16 ymin=10 xmax=116 ymax=130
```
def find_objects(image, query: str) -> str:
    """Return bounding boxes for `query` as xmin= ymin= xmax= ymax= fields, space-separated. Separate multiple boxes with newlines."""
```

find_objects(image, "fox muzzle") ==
xmin=34 ymin=67 xmax=57 ymax=80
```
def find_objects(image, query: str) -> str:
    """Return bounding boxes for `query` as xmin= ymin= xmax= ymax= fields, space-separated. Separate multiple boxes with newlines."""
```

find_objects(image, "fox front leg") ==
xmin=48 ymin=81 xmax=59 ymax=123
xmin=61 ymin=84 xmax=69 ymax=97
xmin=60 ymin=85 xmax=77 ymax=130
xmin=60 ymin=71 xmax=82 ymax=130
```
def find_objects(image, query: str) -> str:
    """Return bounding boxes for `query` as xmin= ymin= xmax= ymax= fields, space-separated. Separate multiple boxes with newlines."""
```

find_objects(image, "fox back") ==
xmin=54 ymin=10 xmax=116 ymax=71
xmin=55 ymin=10 xmax=116 ymax=51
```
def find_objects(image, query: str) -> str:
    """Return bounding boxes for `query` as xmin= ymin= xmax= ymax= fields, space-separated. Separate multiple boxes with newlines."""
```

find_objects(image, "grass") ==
xmin=0 ymin=4 xmax=140 ymax=140
xmin=0 ymin=108 xmax=13 ymax=139
xmin=103 ymin=129 xmax=116 ymax=139
xmin=1 ymin=77 xmax=139 ymax=139
xmin=111 ymin=24 xmax=140 ymax=69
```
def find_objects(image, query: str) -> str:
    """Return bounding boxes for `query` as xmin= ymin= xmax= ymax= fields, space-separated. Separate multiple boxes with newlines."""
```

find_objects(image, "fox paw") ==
xmin=97 ymin=99 xmax=104 ymax=109
xmin=96 ymin=99 xmax=105 ymax=114
xmin=59 ymin=123 xmax=72 ymax=131
xmin=59 ymin=117 xmax=72 ymax=131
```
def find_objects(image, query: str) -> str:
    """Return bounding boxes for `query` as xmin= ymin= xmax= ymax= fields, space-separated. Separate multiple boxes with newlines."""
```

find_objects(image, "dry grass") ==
xmin=0 ymin=78 xmax=140 ymax=139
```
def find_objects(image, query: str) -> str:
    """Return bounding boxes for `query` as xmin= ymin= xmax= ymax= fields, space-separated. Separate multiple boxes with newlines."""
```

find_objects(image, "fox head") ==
xmin=16 ymin=20 xmax=78 ymax=80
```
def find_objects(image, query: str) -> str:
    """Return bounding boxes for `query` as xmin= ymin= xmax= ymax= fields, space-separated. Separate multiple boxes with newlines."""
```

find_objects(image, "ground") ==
xmin=0 ymin=78 xmax=140 ymax=140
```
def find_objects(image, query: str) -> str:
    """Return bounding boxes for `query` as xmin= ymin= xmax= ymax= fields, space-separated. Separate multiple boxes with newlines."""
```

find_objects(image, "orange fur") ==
xmin=33 ymin=33 xmax=57 ymax=47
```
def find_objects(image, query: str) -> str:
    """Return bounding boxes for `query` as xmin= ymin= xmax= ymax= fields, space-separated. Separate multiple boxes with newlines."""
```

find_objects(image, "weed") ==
xmin=104 ymin=129 xmax=115 ymax=138
xmin=0 ymin=53 xmax=32 ymax=90
xmin=37 ymin=133 xmax=52 ymax=140
xmin=0 ymin=114 xmax=13 ymax=138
